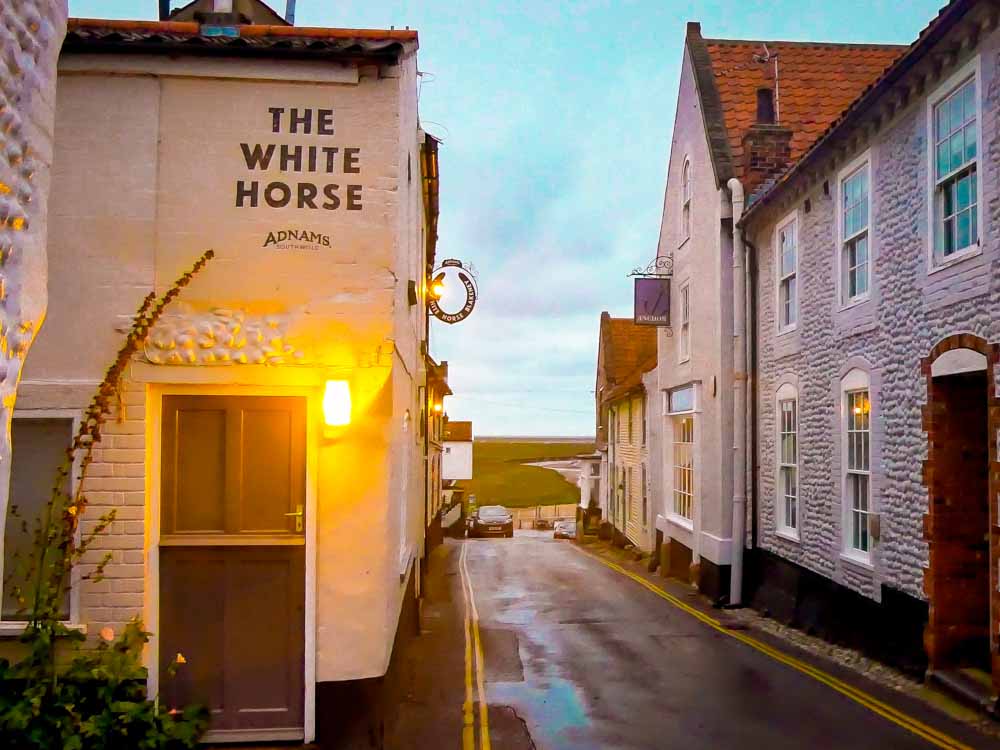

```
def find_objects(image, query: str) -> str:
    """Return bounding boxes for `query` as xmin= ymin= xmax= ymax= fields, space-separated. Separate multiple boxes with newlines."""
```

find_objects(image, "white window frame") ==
xmin=671 ymin=414 xmax=695 ymax=524
xmin=837 ymin=151 xmax=872 ymax=308
xmin=926 ymin=56 xmax=983 ymax=272
xmin=840 ymin=369 xmax=873 ymax=566
xmin=775 ymin=383 xmax=799 ymax=541
xmin=775 ymin=211 xmax=798 ymax=334
xmin=681 ymin=157 xmax=692 ymax=243
xmin=666 ymin=384 xmax=697 ymax=415
xmin=678 ymin=282 xmax=691 ymax=363
xmin=0 ymin=410 xmax=86 ymax=635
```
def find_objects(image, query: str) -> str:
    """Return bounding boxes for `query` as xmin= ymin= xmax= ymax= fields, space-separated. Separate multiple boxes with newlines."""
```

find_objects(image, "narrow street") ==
xmin=389 ymin=532 xmax=992 ymax=750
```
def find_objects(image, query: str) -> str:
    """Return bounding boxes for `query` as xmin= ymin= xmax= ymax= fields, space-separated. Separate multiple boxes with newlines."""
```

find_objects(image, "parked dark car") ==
xmin=468 ymin=505 xmax=514 ymax=538
xmin=533 ymin=518 xmax=553 ymax=530
xmin=553 ymin=520 xmax=576 ymax=539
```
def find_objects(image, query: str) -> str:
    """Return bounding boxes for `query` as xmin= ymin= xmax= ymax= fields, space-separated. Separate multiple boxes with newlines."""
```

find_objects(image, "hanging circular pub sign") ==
xmin=428 ymin=259 xmax=478 ymax=324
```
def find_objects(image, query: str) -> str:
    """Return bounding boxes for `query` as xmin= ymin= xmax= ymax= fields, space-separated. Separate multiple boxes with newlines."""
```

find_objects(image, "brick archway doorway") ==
xmin=922 ymin=335 xmax=999 ymax=687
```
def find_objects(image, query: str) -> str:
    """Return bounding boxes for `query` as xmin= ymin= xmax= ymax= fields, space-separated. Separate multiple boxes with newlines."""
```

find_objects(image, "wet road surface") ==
xmin=389 ymin=532 xmax=992 ymax=749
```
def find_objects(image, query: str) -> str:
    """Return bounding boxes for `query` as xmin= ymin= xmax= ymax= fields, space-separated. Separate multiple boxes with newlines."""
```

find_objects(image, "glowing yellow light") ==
xmin=853 ymin=407 xmax=862 ymax=415
xmin=433 ymin=402 xmax=443 ymax=414
xmin=323 ymin=380 xmax=352 ymax=426
xmin=428 ymin=272 xmax=446 ymax=300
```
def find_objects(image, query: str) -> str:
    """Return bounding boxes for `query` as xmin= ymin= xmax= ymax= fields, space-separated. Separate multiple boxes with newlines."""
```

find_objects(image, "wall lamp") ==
xmin=428 ymin=272 xmax=446 ymax=301
xmin=323 ymin=380 xmax=352 ymax=426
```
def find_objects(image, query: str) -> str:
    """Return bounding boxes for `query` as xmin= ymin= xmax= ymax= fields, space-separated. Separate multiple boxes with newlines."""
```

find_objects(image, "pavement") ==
xmin=387 ymin=531 xmax=997 ymax=749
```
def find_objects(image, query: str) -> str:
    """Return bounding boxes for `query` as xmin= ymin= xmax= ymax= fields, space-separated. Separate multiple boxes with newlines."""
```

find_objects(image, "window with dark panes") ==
xmin=3 ymin=418 xmax=74 ymax=621
xmin=933 ymin=77 xmax=978 ymax=260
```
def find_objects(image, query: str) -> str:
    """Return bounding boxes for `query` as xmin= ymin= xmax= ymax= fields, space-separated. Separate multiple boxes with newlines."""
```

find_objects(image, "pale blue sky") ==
xmin=70 ymin=0 xmax=943 ymax=435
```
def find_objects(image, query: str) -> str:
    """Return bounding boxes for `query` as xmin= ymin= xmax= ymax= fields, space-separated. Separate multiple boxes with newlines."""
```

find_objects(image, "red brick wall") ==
xmin=921 ymin=334 xmax=1000 ymax=687
xmin=740 ymin=124 xmax=793 ymax=197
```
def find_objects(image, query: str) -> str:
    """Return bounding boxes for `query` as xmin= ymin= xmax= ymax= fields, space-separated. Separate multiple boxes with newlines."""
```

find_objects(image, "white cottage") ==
xmin=1 ymin=5 xmax=440 ymax=745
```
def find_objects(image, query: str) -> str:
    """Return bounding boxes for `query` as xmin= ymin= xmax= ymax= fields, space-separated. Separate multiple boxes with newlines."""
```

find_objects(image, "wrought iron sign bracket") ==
xmin=630 ymin=255 xmax=673 ymax=335
xmin=628 ymin=254 xmax=674 ymax=279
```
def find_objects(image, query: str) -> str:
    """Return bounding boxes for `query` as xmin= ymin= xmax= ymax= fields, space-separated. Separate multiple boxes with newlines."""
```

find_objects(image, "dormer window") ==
xmin=681 ymin=158 xmax=692 ymax=242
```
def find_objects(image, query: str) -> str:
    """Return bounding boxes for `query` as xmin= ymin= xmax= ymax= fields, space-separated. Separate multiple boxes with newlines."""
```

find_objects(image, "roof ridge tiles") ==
xmin=689 ymin=25 xmax=904 ymax=187
xmin=67 ymin=17 xmax=419 ymax=42
xmin=702 ymin=37 xmax=907 ymax=50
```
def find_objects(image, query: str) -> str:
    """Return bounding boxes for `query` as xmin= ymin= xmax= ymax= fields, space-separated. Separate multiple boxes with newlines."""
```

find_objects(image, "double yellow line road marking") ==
xmin=459 ymin=542 xmax=492 ymax=750
xmin=574 ymin=546 xmax=974 ymax=750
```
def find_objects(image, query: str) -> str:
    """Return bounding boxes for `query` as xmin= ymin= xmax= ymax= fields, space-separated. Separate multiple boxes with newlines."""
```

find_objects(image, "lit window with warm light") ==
xmin=841 ymin=367 xmax=872 ymax=563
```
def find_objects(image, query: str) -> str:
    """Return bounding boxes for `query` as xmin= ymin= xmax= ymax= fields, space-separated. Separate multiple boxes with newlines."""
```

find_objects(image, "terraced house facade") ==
xmin=741 ymin=0 xmax=1000 ymax=689
xmin=595 ymin=313 xmax=658 ymax=551
xmin=651 ymin=23 xmax=901 ymax=601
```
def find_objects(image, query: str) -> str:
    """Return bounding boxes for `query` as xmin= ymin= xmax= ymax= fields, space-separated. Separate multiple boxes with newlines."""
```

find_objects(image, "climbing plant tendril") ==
xmin=0 ymin=249 xmax=215 ymax=749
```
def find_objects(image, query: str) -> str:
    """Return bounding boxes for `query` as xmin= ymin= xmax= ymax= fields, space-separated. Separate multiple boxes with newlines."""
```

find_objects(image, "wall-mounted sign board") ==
xmin=634 ymin=277 xmax=670 ymax=326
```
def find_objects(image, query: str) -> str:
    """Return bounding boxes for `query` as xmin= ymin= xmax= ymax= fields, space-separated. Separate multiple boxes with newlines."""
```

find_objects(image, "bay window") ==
xmin=672 ymin=416 xmax=694 ymax=521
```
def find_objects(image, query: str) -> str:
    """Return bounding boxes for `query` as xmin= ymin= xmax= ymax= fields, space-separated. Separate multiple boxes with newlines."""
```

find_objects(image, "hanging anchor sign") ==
xmin=428 ymin=259 xmax=478 ymax=324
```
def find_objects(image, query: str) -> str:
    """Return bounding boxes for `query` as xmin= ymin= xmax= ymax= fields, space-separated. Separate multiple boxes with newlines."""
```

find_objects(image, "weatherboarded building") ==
xmin=2 ymin=6 xmax=440 ymax=745
xmin=595 ymin=312 xmax=659 ymax=551
xmin=741 ymin=0 xmax=1000 ymax=687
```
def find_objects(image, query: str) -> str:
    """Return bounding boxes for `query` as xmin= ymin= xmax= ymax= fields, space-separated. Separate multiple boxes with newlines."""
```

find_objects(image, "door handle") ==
xmin=284 ymin=504 xmax=304 ymax=532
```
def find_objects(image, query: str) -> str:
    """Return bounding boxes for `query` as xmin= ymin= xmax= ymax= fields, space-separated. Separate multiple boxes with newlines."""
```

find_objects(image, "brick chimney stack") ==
xmin=741 ymin=123 xmax=793 ymax=197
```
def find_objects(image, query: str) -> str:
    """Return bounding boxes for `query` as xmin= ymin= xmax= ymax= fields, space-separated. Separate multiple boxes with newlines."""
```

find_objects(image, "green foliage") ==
xmin=0 ymin=251 xmax=215 ymax=748
xmin=459 ymin=440 xmax=595 ymax=508
xmin=0 ymin=621 xmax=208 ymax=749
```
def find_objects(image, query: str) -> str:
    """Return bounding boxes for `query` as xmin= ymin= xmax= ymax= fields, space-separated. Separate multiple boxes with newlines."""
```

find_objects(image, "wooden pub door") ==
xmin=158 ymin=396 xmax=307 ymax=742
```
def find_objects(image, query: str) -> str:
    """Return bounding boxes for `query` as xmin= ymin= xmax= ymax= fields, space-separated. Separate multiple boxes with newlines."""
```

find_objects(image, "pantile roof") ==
xmin=598 ymin=314 xmax=657 ymax=400
xmin=64 ymin=18 xmax=416 ymax=60
xmin=742 ymin=0 xmax=980 ymax=220
xmin=686 ymin=23 xmax=904 ymax=186
xmin=704 ymin=39 xmax=903 ymax=172
xmin=444 ymin=421 xmax=473 ymax=442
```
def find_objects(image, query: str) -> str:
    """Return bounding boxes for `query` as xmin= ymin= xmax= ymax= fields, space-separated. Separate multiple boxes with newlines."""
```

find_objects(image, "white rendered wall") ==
xmin=654 ymin=45 xmax=735 ymax=568
xmin=442 ymin=440 xmax=473 ymax=480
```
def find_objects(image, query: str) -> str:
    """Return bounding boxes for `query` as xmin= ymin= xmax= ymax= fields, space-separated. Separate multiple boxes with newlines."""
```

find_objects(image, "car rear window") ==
xmin=479 ymin=507 xmax=509 ymax=519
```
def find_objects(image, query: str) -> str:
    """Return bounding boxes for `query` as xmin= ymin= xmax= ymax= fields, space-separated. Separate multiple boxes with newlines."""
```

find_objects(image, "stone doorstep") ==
xmin=927 ymin=668 xmax=1000 ymax=717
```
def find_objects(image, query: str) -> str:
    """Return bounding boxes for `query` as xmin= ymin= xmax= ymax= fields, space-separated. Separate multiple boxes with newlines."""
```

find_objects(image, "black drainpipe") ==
xmin=158 ymin=1 xmax=171 ymax=21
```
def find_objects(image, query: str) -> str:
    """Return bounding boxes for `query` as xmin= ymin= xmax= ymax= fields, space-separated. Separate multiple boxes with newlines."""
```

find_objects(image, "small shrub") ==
xmin=0 ymin=621 xmax=208 ymax=749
